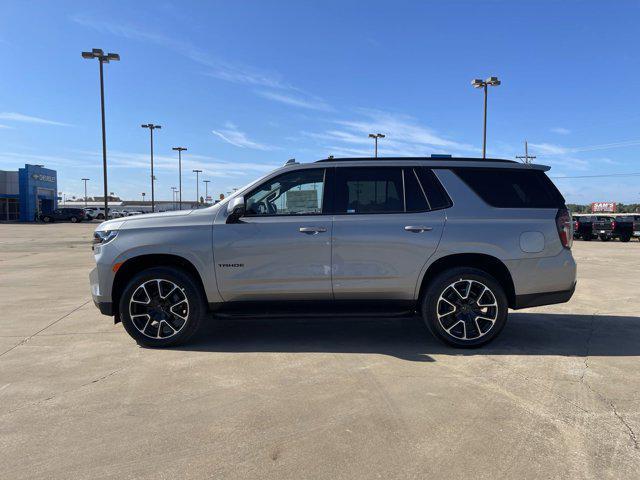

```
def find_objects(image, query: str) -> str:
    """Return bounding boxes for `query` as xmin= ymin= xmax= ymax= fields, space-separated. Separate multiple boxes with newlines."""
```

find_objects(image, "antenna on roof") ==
xmin=284 ymin=158 xmax=298 ymax=166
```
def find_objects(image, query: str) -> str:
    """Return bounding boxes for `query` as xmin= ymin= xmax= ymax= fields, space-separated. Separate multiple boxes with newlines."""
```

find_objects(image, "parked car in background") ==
xmin=574 ymin=216 xmax=596 ymax=240
xmin=612 ymin=215 xmax=640 ymax=242
xmin=592 ymin=215 xmax=615 ymax=241
xmin=90 ymin=156 xmax=576 ymax=349
xmin=83 ymin=208 xmax=97 ymax=220
xmin=40 ymin=208 xmax=86 ymax=223
xmin=633 ymin=219 xmax=640 ymax=240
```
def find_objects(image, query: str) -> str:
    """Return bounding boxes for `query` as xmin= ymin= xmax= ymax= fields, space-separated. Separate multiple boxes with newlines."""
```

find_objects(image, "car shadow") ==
xmin=169 ymin=312 xmax=640 ymax=362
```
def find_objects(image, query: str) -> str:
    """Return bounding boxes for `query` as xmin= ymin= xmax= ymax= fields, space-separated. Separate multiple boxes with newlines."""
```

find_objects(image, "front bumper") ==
xmin=94 ymin=300 xmax=113 ymax=316
xmin=90 ymin=266 xmax=114 ymax=317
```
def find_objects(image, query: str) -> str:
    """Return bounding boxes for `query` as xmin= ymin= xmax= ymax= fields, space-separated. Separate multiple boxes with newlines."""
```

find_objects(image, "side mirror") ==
xmin=226 ymin=196 xmax=245 ymax=224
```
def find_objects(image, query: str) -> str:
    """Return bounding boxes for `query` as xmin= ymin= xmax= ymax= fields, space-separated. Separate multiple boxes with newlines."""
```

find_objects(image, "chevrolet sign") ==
xmin=31 ymin=173 xmax=56 ymax=183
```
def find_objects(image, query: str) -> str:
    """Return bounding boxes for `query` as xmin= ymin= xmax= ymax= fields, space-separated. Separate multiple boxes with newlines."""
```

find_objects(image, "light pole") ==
xmin=172 ymin=147 xmax=187 ymax=210
xmin=81 ymin=178 xmax=90 ymax=207
xmin=141 ymin=124 xmax=162 ymax=212
xmin=171 ymin=187 xmax=177 ymax=210
xmin=193 ymin=169 xmax=202 ymax=207
xmin=471 ymin=76 xmax=501 ymax=159
xmin=81 ymin=48 xmax=119 ymax=219
xmin=368 ymin=133 xmax=385 ymax=158
xmin=141 ymin=192 xmax=146 ymax=205
xmin=203 ymin=180 xmax=210 ymax=204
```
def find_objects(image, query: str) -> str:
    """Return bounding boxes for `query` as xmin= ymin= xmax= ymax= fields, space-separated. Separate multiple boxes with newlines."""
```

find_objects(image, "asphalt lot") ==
xmin=1 ymin=222 xmax=639 ymax=479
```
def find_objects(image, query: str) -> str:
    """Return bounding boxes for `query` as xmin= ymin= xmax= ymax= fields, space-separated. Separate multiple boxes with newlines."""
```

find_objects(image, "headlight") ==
xmin=92 ymin=230 xmax=118 ymax=249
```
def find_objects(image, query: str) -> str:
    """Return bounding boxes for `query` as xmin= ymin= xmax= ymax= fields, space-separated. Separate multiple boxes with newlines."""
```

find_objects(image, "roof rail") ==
xmin=315 ymin=156 xmax=518 ymax=164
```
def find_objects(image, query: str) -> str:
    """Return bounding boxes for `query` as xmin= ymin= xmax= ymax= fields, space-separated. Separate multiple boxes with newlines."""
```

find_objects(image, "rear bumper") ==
xmin=513 ymin=282 xmax=576 ymax=309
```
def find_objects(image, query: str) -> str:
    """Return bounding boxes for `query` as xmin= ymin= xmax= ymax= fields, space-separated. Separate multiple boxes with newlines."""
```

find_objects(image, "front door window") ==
xmin=245 ymin=168 xmax=325 ymax=216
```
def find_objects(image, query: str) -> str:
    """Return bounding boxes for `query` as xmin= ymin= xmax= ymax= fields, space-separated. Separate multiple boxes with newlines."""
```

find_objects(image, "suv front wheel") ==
xmin=421 ymin=267 xmax=508 ymax=348
xmin=119 ymin=267 xmax=205 ymax=347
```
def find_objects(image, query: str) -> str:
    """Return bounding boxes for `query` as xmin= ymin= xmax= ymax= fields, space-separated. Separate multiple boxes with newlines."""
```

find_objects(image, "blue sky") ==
xmin=1 ymin=0 xmax=639 ymax=203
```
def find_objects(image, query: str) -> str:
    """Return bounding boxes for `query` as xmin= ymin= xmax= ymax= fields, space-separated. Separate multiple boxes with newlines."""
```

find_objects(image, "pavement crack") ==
xmin=610 ymin=400 xmax=640 ymax=451
xmin=2 ymin=368 xmax=125 ymax=417
xmin=0 ymin=300 xmax=91 ymax=358
xmin=579 ymin=311 xmax=597 ymax=384
xmin=81 ymin=369 xmax=121 ymax=387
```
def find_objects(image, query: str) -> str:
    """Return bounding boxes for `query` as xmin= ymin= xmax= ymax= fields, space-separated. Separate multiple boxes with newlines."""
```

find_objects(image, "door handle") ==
xmin=299 ymin=226 xmax=327 ymax=235
xmin=404 ymin=225 xmax=433 ymax=233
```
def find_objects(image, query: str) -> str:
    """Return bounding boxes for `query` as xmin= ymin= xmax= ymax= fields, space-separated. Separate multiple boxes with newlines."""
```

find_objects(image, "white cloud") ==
xmin=0 ymin=124 xmax=12 ymax=129
xmin=528 ymin=142 xmax=569 ymax=156
xmin=255 ymin=91 xmax=332 ymax=111
xmin=211 ymin=123 xmax=276 ymax=151
xmin=72 ymin=15 xmax=327 ymax=111
xmin=0 ymin=112 xmax=72 ymax=127
xmin=551 ymin=127 xmax=571 ymax=135
xmin=305 ymin=109 xmax=478 ymax=158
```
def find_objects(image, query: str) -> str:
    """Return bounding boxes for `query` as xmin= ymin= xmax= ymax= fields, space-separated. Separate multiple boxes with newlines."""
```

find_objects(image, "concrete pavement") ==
xmin=1 ymin=223 xmax=639 ymax=479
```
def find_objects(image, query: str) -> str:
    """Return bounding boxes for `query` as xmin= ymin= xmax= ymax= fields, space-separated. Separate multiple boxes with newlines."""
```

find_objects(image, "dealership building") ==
xmin=0 ymin=164 xmax=58 ymax=222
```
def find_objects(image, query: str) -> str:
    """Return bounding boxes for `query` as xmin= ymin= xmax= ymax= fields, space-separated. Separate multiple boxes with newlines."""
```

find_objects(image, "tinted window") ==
xmin=245 ymin=168 xmax=325 ymax=216
xmin=404 ymin=168 xmax=430 ymax=212
xmin=415 ymin=168 xmax=453 ymax=210
xmin=335 ymin=167 xmax=403 ymax=214
xmin=454 ymin=168 xmax=565 ymax=208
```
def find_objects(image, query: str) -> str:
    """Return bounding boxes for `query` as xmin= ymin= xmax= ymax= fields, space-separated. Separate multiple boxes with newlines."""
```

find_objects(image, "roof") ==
xmin=308 ymin=156 xmax=549 ymax=171
xmin=315 ymin=156 xmax=518 ymax=164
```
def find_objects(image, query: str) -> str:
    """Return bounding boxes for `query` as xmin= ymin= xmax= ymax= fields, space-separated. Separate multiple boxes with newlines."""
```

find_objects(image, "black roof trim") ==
xmin=315 ymin=156 xmax=518 ymax=164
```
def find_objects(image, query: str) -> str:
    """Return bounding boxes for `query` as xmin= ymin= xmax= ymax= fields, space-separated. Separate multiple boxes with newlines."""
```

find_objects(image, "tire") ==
xmin=599 ymin=235 xmax=610 ymax=241
xmin=42 ymin=216 xmax=51 ymax=223
xmin=119 ymin=267 xmax=206 ymax=347
xmin=583 ymin=234 xmax=592 ymax=241
xmin=421 ymin=267 xmax=508 ymax=348
xmin=96 ymin=214 xmax=105 ymax=220
xmin=70 ymin=216 xmax=78 ymax=223
xmin=620 ymin=234 xmax=631 ymax=243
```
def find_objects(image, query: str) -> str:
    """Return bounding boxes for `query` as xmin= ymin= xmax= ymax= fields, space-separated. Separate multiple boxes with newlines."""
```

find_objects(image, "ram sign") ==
xmin=591 ymin=202 xmax=617 ymax=213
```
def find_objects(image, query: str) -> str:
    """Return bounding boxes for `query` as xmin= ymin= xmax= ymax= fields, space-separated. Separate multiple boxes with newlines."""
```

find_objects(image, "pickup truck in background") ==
xmin=611 ymin=215 xmax=640 ymax=242
xmin=574 ymin=216 xmax=596 ymax=240
xmin=593 ymin=216 xmax=615 ymax=241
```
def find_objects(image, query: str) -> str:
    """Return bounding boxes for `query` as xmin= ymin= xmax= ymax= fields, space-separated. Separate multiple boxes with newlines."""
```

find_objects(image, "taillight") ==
xmin=611 ymin=220 xmax=616 ymax=230
xmin=556 ymin=207 xmax=572 ymax=249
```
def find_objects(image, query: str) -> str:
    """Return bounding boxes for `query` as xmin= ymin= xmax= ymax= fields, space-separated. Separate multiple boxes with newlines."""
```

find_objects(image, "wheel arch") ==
xmin=112 ymin=254 xmax=207 ymax=318
xmin=417 ymin=253 xmax=516 ymax=308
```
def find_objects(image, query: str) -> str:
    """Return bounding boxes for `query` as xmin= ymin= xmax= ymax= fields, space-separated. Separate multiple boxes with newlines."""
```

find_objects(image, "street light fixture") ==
xmin=368 ymin=133 xmax=385 ymax=158
xmin=81 ymin=48 xmax=119 ymax=219
xmin=81 ymin=178 xmax=90 ymax=207
xmin=141 ymin=192 xmax=146 ymax=204
xmin=193 ymin=169 xmax=202 ymax=207
xmin=203 ymin=180 xmax=210 ymax=204
xmin=141 ymin=124 xmax=162 ymax=212
xmin=172 ymin=147 xmax=187 ymax=210
xmin=471 ymin=76 xmax=501 ymax=159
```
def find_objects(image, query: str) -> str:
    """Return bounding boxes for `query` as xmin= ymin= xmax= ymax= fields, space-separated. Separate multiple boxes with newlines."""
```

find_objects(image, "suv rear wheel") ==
xmin=119 ymin=267 xmax=205 ymax=347
xmin=421 ymin=267 xmax=508 ymax=348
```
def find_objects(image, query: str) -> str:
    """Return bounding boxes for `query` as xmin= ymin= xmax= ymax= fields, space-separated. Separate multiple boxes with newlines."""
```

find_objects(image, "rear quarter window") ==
xmin=453 ymin=168 xmax=565 ymax=208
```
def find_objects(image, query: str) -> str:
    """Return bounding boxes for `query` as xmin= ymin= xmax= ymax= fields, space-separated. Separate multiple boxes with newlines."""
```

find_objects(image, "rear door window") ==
xmin=415 ymin=168 xmax=453 ymax=210
xmin=403 ymin=168 xmax=430 ymax=212
xmin=335 ymin=167 xmax=404 ymax=214
xmin=454 ymin=168 xmax=565 ymax=208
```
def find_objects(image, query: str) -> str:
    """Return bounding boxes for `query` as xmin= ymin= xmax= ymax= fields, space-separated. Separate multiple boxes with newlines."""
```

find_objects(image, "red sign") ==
xmin=591 ymin=202 xmax=616 ymax=213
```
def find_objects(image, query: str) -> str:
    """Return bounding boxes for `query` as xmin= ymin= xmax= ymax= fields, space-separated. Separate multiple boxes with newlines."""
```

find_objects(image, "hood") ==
xmin=96 ymin=209 xmax=194 ymax=231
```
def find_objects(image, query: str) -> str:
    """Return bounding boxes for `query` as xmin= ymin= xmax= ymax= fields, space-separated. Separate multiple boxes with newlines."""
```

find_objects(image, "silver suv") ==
xmin=90 ymin=157 xmax=576 ymax=348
